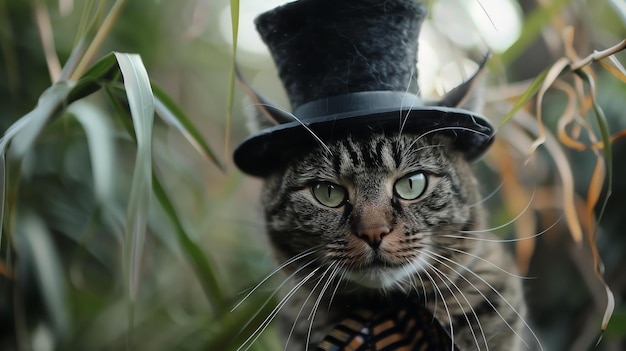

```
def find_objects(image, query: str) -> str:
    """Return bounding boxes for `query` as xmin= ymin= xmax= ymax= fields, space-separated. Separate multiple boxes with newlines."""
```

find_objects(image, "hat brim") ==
xmin=233 ymin=106 xmax=494 ymax=177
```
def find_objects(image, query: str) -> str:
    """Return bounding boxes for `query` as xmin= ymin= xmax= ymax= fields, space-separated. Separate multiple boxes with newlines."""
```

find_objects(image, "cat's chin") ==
xmin=346 ymin=257 xmax=426 ymax=290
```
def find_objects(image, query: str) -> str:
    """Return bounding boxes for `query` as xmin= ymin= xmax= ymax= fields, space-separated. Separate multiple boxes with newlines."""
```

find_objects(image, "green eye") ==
xmin=311 ymin=182 xmax=347 ymax=208
xmin=394 ymin=172 xmax=427 ymax=200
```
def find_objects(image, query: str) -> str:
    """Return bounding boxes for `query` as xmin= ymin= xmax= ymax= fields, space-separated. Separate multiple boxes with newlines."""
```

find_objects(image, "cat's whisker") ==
xmin=401 ymin=262 xmax=420 ymax=296
xmin=419 ymin=251 xmax=490 ymax=351
xmin=408 ymin=125 xmax=492 ymax=151
xmin=438 ymin=232 xmax=540 ymax=243
xmin=468 ymin=179 xmax=505 ymax=209
xmin=424 ymin=249 xmax=542 ymax=351
xmin=232 ymin=245 xmax=323 ymax=312
xmin=305 ymin=262 xmax=342 ymax=351
xmin=238 ymin=266 xmax=322 ymax=351
xmin=251 ymin=103 xmax=332 ymax=155
xmin=408 ymin=258 xmax=455 ymax=348
xmin=431 ymin=244 xmax=529 ymax=280
xmin=283 ymin=261 xmax=336 ymax=351
xmin=235 ymin=258 xmax=321 ymax=349
xmin=461 ymin=187 xmax=537 ymax=234
xmin=398 ymin=67 xmax=418 ymax=136
xmin=307 ymin=262 xmax=340 ymax=321
xmin=443 ymin=215 xmax=562 ymax=243
xmin=325 ymin=265 xmax=348 ymax=314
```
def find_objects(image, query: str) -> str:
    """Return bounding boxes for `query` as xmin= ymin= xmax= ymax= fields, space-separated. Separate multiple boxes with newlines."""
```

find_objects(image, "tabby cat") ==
xmin=234 ymin=0 xmax=537 ymax=349
xmin=249 ymin=131 xmax=532 ymax=350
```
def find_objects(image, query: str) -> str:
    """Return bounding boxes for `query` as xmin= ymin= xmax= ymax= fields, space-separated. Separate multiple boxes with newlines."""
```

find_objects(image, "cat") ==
xmin=233 ymin=0 xmax=538 ymax=349
xmin=241 ymin=129 xmax=535 ymax=350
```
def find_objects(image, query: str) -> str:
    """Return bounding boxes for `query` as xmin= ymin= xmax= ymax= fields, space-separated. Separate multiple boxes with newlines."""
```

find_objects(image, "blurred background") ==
xmin=0 ymin=0 xmax=625 ymax=350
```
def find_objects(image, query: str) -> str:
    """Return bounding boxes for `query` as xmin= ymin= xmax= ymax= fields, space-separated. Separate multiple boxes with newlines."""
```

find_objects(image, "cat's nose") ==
xmin=356 ymin=225 xmax=391 ymax=248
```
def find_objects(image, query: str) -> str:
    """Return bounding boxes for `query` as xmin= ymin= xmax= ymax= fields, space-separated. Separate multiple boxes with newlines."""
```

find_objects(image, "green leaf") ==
xmin=152 ymin=173 xmax=226 ymax=314
xmin=152 ymin=84 xmax=224 ymax=170
xmin=0 ymin=52 xmax=121 ymax=249
xmin=225 ymin=0 xmax=240 ymax=163
xmin=114 ymin=52 xmax=154 ymax=304
xmin=499 ymin=68 xmax=548 ymax=127
xmin=18 ymin=210 xmax=70 ymax=337
xmin=66 ymin=52 xmax=119 ymax=103
xmin=599 ymin=54 xmax=626 ymax=83
xmin=577 ymin=69 xmax=615 ymax=337
xmin=68 ymin=101 xmax=116 ymax=205
xmin=8 ymin=81 xmax=75 ymax=158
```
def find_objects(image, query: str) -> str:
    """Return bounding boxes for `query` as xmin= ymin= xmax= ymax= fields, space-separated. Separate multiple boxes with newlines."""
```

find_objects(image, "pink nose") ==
xmin=356 ymin=225 xmax=391 ymax=248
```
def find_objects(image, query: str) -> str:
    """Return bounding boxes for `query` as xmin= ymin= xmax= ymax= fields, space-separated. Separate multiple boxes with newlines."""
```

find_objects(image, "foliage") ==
xmin=0 ymin=1 xmax=625 ymax=351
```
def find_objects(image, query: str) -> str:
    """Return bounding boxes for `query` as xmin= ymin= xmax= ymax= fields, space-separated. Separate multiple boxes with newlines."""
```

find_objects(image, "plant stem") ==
xmin=70 ymin=0 xmax=128 ymax=81
xmin=570 ymin=39 xmax=626 ymax=71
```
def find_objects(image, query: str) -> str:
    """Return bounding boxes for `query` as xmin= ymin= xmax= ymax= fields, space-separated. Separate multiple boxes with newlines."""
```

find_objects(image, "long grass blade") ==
xmin=0 ymin=52 xmax=122 ymax=249
xmin=152 ymin=173 xmax=226 ymax=314
xmin=576 ymin=68 xmax=615 ymax=337
xmin=70 ymin=0 xmax=128 ymax=80
xmin=114 ymin=52 xmax=155 ymax=306
xmin=18 ymin=211 xmax=70 ymax=337
xmin=152 ymin=84 xmax=224 ymax=170
xmin=599 ymin=55 xmax=626 ymax=83
xmin=528 ymin=57 xmax=571 ymax=155
xmin=499 ymin=68 xmax=548 ymax=127
xmin=66 ymin=52 xmax=119 ymax=102
xmin=33 ymin=0 xmax=61 ymax=82
xmin=225 ymin=0 xmax=240 ymax=164
xmin=8 ymin=81 xmax=75 ymax=157
xmin=69 ymin=101 xmax=116 ymax=205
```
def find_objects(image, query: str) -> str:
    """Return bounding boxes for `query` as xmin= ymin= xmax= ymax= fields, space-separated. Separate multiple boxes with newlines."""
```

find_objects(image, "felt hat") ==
xmin=234 ymin=0 xmax=494 ymax=177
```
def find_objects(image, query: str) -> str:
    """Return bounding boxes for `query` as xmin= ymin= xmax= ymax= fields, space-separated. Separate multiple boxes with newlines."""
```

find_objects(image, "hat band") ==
xmin=294 ymin=91 xmax=423 ymax=119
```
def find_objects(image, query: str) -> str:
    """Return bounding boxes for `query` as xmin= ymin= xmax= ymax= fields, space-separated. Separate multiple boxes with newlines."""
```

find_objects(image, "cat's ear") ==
xmin=237 ymin=66 xmax=295 ymax=133
xmin=432 ymin=53 xmax=490 ymax=113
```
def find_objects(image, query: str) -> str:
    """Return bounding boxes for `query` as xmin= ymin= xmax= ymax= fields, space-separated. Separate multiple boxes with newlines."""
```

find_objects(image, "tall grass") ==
xmin=0 ymin=1 xmax=625 ymax=350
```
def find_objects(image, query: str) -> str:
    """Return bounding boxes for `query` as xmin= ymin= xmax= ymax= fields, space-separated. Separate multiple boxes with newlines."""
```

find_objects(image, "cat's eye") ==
xmin=311 ymin=182 xmax=347 ymax=208
xmin=394 ymin=172 xmax=427 ymax=200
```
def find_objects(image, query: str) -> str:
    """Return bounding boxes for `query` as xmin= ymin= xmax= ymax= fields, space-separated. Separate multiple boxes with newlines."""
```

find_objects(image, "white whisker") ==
xmin=252 ymin=103 xmax=332 ymax=155
xmin=399 ymin=66 xmax=418 ymax=136
xmin=238 ymin=266 xmax=321 ymax=351
xmin=326 ymin=265 xmax=347 ymax=314
xmin=461 ymin=187 xmax=536 ymax=234
xmin=413 ymin=259 xmax=455 ymax=348
xmin=441 ymin=214 xmax=562 ymax=243
xmin=420 ymin=250 xmax=489 ymax=350
xmin=425 ymin=250 xmax=542 ymax=350
xmin=232 ymin=246 xmax=322 ymax=312
xmin=436 ymin=245 xmax=529 ymax=280
xmin=283 ymin=262 xmax=336 ymax=351
xmin=468 ymin=180 xmax=504 ymax=208
xmin=305 ymin=262 xmax=341 ymax=351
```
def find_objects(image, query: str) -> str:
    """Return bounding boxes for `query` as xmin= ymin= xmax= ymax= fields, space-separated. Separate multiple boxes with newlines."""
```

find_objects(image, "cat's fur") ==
xmin=254 ymin=132 xmax=530 ymax=350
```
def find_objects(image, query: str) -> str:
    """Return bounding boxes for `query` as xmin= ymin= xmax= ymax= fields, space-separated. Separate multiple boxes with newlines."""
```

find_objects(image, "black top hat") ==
xmin=234 ymin=0 xmax=494 ymax=177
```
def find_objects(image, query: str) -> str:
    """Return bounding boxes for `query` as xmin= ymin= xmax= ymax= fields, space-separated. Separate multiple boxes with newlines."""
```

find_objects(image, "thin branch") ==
xmin=70 ymin=0 xmax=127 ymax=81
xmin=33 ymin=0 xmax=61 ymax=82
xmin=570 ymin=39 xmax=626 ymax=72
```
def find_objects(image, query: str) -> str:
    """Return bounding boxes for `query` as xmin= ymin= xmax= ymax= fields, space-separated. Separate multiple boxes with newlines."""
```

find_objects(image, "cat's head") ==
xmin=260 ymin=132 xmax=484 ymax=292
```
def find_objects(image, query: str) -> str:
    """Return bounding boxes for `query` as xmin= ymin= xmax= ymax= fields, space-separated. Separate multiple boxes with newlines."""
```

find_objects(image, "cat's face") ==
xmin=261 ymin=133 xmax=484 ymax=292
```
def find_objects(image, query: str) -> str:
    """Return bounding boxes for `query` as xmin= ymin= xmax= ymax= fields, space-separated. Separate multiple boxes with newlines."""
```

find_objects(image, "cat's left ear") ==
xmin=430 ymin=53 xmax=490 ymax=112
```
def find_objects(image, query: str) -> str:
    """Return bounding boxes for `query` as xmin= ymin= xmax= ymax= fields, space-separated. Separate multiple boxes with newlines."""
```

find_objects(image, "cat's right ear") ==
xmin=236 ymin=66 xmax=295 ymax=133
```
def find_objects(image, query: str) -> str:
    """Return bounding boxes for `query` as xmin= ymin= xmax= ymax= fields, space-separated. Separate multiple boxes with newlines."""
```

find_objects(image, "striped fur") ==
xmin=256 ymin=133 xmax=530 ymax=350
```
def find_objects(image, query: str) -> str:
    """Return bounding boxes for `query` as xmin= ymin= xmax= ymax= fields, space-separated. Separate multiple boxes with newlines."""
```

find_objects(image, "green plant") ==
xmin=1 ymin=1 xmax=626 ymax=350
